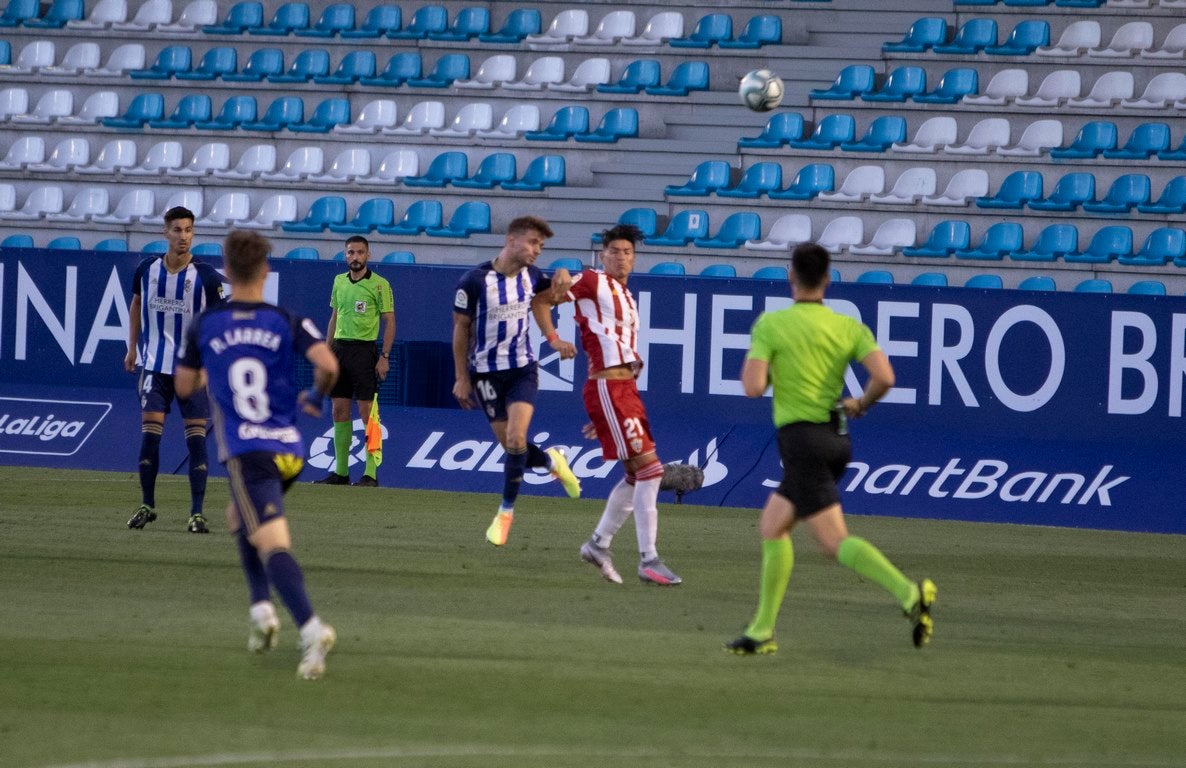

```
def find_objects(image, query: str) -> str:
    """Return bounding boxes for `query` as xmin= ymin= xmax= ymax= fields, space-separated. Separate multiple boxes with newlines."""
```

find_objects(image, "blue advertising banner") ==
xmin=1 ymin=248 xmax=1183 ymax=534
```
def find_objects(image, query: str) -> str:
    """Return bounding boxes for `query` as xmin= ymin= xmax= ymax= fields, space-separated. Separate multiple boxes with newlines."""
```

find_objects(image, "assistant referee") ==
xmin=314 ymin=235 xmax=396 ymax=487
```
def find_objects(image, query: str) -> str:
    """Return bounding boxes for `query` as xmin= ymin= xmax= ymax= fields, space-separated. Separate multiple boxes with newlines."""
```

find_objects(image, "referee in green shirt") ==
xmin=726 ymin=242 xmax=936 ymax=655
xmin=314 ymin=236 xmax=396 ymax=487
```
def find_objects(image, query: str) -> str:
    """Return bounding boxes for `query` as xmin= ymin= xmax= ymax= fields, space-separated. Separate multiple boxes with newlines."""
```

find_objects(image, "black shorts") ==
xmin=330 ymin=340 xmax=379 ymax=401
xmin=472 ymin=364 xmax=539 ymax=423
xmin=226 ymin=451 xmax=303 ymax=536
xmin=774 ymin=418 xmax=852 ymax=519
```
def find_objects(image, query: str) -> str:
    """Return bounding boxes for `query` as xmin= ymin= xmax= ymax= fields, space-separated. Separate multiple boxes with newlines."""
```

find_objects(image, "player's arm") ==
xmin=741 ymin=357 xmax=770 ymax=398
xmin=451 ymin=312 xmax=476 ymax=409
xmin=299 ymin=341 xmax=339 ymax=417
xmin=843 ymin=349 xmax=894 ymax=418
xmin=531 ymin=292 xmax=576 ymax=360
xmin=376 ymin=309 xmax=395 ymax=380
xmin=124 ymin=293 xmax=141 ymax=373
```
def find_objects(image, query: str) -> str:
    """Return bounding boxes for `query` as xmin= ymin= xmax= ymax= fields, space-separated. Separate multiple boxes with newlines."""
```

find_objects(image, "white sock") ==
xmin=592 ymin=478 xmax=633 ymax=548
xmin=631 ymin=476 xmax=661 ymax=561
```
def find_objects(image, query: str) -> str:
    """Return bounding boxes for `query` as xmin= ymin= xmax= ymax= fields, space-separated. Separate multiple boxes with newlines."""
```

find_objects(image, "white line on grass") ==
xmin=36 ymin=745 xmax=1185 ymax=768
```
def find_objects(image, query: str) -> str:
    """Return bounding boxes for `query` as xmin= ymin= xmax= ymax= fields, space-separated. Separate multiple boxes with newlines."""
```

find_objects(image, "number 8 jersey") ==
xmin=180 ymin=301 xmax=325 ymax=463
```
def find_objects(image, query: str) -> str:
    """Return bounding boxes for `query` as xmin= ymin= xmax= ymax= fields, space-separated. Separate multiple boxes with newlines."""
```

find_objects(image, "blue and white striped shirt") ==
xmin=132 ymin=256 xmax=224 ymax=375
xmin=453 ymin=261 xmax=551 ymax=374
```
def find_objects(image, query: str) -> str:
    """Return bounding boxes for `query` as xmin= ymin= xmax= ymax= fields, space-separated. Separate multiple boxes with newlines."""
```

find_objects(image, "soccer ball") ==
xmin=738 ymin=69 xmax=784 ymax=112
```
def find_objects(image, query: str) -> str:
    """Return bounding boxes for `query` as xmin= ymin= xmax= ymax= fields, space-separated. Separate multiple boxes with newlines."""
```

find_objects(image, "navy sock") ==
xmin=185 ymin=425 xmax=208 ymax=516
xmin=501 ymin=448 xmax=528 ymax=509
xmin=235 ymin=533 xmax=271 ymax=605
xmin=263 ymin=549 xmax=314 ymax=627
xmin=138 ymin=424 xmax=163 ymax=508
xmin=525 ymin=443 xmax=550 ymax=469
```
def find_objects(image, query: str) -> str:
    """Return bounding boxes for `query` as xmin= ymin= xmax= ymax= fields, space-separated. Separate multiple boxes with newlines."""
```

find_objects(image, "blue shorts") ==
xmin=472 ymin=363 xmax=538 ymax=423
xmin=139 ymin=371 xmax=209 ymax=419
xmin=225 ymin=451 xmax=304 ymax=536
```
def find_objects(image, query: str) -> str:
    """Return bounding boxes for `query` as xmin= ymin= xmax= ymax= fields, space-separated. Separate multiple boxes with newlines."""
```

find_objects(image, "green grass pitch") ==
xmin=1 ymin=466 xmax=1183 ymax=768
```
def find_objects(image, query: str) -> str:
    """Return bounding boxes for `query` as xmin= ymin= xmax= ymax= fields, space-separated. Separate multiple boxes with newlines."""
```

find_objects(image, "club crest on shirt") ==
xmin=354 ymin=300 xmax=368 ymax=314
xmin=630 ymin=438 xmax=644 ymax=453
xmin=184 ymin=278 xmax=193 ymax=295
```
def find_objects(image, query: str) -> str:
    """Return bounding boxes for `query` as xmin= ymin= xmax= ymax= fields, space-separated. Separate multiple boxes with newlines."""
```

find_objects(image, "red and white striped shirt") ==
xmin=567 ymin=269 xmax=642 ymax=375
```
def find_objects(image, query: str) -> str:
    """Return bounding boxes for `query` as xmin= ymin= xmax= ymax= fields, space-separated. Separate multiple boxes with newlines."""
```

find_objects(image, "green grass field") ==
xmin=1 ymin=466 xmax=1183 ymax=768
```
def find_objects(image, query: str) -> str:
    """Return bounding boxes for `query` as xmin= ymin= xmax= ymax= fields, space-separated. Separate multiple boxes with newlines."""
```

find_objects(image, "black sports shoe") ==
xmin=187 ymin=513 xmax=210 ymax=534
xmin=127 ymin=504 xmax=156 ymax=530
xmin=313 ymin=473 xmax=350 ymax=485
xmin=724 ymin=634 xmax=778 ymax=655
xmin=352 ymin=476 xmax=378 ymax=487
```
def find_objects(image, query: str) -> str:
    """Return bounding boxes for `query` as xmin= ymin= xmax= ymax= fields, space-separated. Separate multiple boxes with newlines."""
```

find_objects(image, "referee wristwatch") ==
xmin=380 ymin=351 xmax=390 ymax=359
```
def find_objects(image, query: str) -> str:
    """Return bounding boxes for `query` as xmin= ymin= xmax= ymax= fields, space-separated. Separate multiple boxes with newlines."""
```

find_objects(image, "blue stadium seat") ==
xmin=407 ymin=53 xmax=469 ymax=87
xmin=739 ymin=112 xmax=805 ymax=148
xmin=283 ymin=247 xmax=320 ymax=260
xmin=328 ymin=198 xmax=395 ymax=234
xmin=1121 ymin=228 xmax=1186 ymax=266
xmin=1018 ymin=276 xmax=1057 ymax=291
xmin=856 ymin=270 xmax=894 ymax=284
xmin=1030 ymin=173 xmax=1095 ymax=212
xmin=1075 ymin=279 xmax=1113 ymax=293
xmin=598 ymin=59 xmax=661 ymax=94
xmin=269 ymin=48 xmax=329 ymax=83
xmin=718 ymin=162 xmax=782 ymax=198
xmin=1 ymin=233 xmax=34 ymax=248
xmin=297 ymin=3 xmax=353 ymax=37
xmin=149 ymin=94 xmax=212 ymax=129
xmin=242 ymin=95 xmax=304 ymax=131
xmin=223 ymin=48 xmax=283 ymax=82
xmin=342 ymin=5 xmax=400 ymax=38
xmin=548 ymin=257 xmax=583 ymax=271
xmin=884 ymin=17 xmax=947 ymax=53
xmin=360 ymin=52 xmax=421 ymax=87
xmin=955 ymin=222 xmax=1023 ymax=260
xmin=426 ymin=201 xmax=491 ymax=238
xmin=203 ymin=1 xmax=263 ymax=33
xmin=720 ymin=14 xmax=781 ymax=49
xmin=665 ymin=160 xmax=732 ymax=196
xmin=911 ymin=272 xmax=949 ymax=287
xmin=934 ymin=18 xmax=997 ymax=55
xmin=699 ymin=264 xmax=737 ymax=278
xmin=914 ymin=68 xmax=979 ymax=103
xmin=1065 ymin=226 xmax=1132 ymax=263
xmin=282 ymin=195 xmax=346 ymax=233
xmin=1051 ymin=122 xmax=1117 ymax=159
xmin=0 ymin=0 xmax=39 ymax=26
xmin=841 ymin=115 xmax=908 ymax=151
xmin=575 ymin=107 xmax=638 ymax=143
xmin=1013 ymin=224 xmax=1078 ymax=262
xmin=289 ymin=97 xmax=350 ymax=132
xmin=403 ymin=151 xmax=468 ymax=187
xmin=47 ymin=235 xmax=80 ymax=250
xmin=315 ymin=51 xmax=376 ymax=84
xmin=141 ymin=240 xmax=168 ymax=254
xmin=1159 ymin=133 xmax=1186 ymax=162
xmin=1103 ymin=123 xmax=1171 ymax=160
xmin=862 ymin=67 xmax=926 ymax=102
xmin=1127 ymin=280 xmax=1167 ymax=296
xmin=1056 ymin=0 xmax=1105 ymax=7
xmin=789 ymin=114 xmax=856 ymax=150
xmin=94 ymin=238 xmax=129 ymax=252
xmin=177 ymin=46 xmax=237 ymax=80
xmin=190 ymin=242 xmax=222 ymax=256
xmin=194 ymin=95 xmax=257 ymax=130
xmin=479 ymin=8 xmax=540 ymax=44
xmin=389 ymin=5 xmax=447 ymax=40
xmin=102 ymin=93 xmax=165 ymax=128
xmin=0 ymin=40 xmax=10 ymax=65
xmin=751 ymin=266 xmax=789 ymax=281
xmin=810 ymin=65 xmax=875 ymax=100
xmin=1082 ymin=174 xmax=1150 ymax=214
xmin=647 ymin=210 xmax=710 ymax=247
xmin=669 ymin=13 xmax=732 ymax=48
xmin=976 ymin=171 xmax=1044 ymax=209
xmin=1138 ymin=176 xmax=1186 ymax=215
xmin=430 ymin=7 xmax=489 ymax=41
xmin=964 ymin=274 xmax=1003 ymax=289
xmin=129 ymin=45 xmax=192 ymax=79
xmin=592 ymin=208 xmax=659 ymax=243
xmin=649 ymin=261 xmax=687 ymax=275
xmin=524 ymin=106 xmax=590 ymax=141
xmin=646 ymin=61 xmax=709 ymax=96
xmin=378 ymin=199 xmax=443 ymax=235
xmin=903 ymin=220 xmax=971 ymax=257
xmin=502 ymin=155 xmax=566 ymax=191
xmin=382 ymin=251 xmax=416 ymax=264
xmin=986 ymin=20 xmax=1049 ymax=56
xmin=454 ymin=152 xmax=516 ymax=189
xmin=248 ymin=1 xmax=309 ymax=35
xmin=25 ymin=0 xmax=83 ymax=28
xmin=694 ymin=211 xmax=762 ymax=249
xmin=769 ymin=163 xmax=835 ymax=200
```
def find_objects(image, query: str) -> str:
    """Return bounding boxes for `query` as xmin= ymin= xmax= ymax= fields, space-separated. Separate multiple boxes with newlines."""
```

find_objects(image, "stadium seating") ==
xmin=1075 ymin=279 xmax=1113 ymax=293
xmin=1082 ymin=174 xmax=1151 ymax=213
xmin=670 ymin=13 xmax=732 ymax=48
xmin=551 ymin=58 xmax=612 ymax=92
xmin=574 ymin=10 xmax=635 ymax=45
xmin=893 ymin=116 xmax=957 ymax=153
xmin=964 ymin=69 xmax=1029 ymax=106
xmin=915 ymin=68 xmax=979 ymax=103
xmin=173 ymin=141 xmax=230 ymax=176
xmin=819 ymin=165 xmax=885 ymax=202
xmin=453 ymin=153 xmax=516 ymax=190
xmin=356 ymin=149 xmax=418 ymax=186
xmin=67 ymin=0 xmax=125 ymax=28
xmin=841 ymin=116 xmax=908 ymax=151
xmin=1066 ymin=226 xmax=1132 ymax=263
xmin=720 ymin=14 xmax=781 ymax=48
xmin=283 ymin=195 xmax=346 ymax=232
xmin=590 ymin=208 xmax=658 ymax=244
xmin=197 ymin=192 xmax=250 ymax=227
xmin=176 ymin=46 xmax=237 ymax=80
xmin=817 ymin=216 xmax=864 ymax=252
xmin=309 ymin=147 xmax=370 ymax=183
xmin=934 ymin=18 xmax=997 ymax=54
xmin=11 ymin=89 xmax=73 ymax=125
xmin=666 ymin=160 xmax=732 ymax=197
xmin=335 ymin=99 xmax=397 ymax=134
xmin=646 ymin=61 xmax=709 ymax=97
xmin=1138 ymin=176 xmax=1186 ymax=214
xmin=850 ymin=218 xmax=917 ymax=255
xmin=502 ymin=155 xmax=566 ymax=191
xmin=2 ymin=186 xmax=64 ymax=219
xmin=1013 ymin=224 xmax=1078 ymax=261
xmin=621 ymin=11 xmax=683 ymax=46
xmin=383 ymin=101 xmax=444 ymax=135
xmin=94 ymin=188 xmax=154 ymax=223
xmin=479 ymin=8 xmax=540 ymax=43
xmin=259 ymin=146 xmax=321 ymax=181
xmin=52 ymin=187 xmax=108 ymax=222
xmin=751 ymin=266 xmax=789 ymax=281
xmin=46 ymin=235 xmax=81 ymax=249
xmin=403 ymin=151 xmax=468 ymax=187
xmin=912 ymin=273 xmax=949 ymax=287
xmin=269 ymin=49 xmax=328 ymax=83
xmin=239 ymin=193 xmax=296 ymax=229
xmin=223 ymin=48 xmax=283 ymax=81
xmin=718 ymin=162 xmax=782 ymax=199
xmin=576 ymin=108 xmax=638 ymax=143
xmin=946 ymin=118 xmax=1011 ymax=155
xmin=1142 ymin=23 xmax=1186 ymax=59
xmin=789 ymin=114 xmax=855 ymax=150
xmin=290 ymin=98 xmax=350 ymax=133
xmin=1017 ymin=276 xmax=1057 ymax=291
xmin=998 ymin=119 xmax=1063 ymax=156
xmin=389 ymin=5 xmax=448 ymax=40
xmin=26 ymin=0 xmax=83 ymax=27
xmin=525 ymin=9 xmax=588 ymax=46
xmin=648 ymin=210 xmax=710 ymax=247
xmin=964 ymin=274 xmax=1004 ymax=289
xmin=159 ymin=1 xmax=215 ymax=32
xmin=194 ymin=95 xmax=257 ymax=130
xmin=429 ymin=103 xmax=493 ymax=137
xmin=242 ymin=96 xmax=304 ymax=131
xmin=524 ymin=106 xmax=589 ymax=141
xmin=977 ymin=171 xmax=1044 ymax=209
xmin=432 ymin=7 xmax=489 ymax=41
xmin=869 ymin=167 xmax=936 ymax=204
xmin=315 ymin=50 xmax=375 ymax=84
xmin=1127 ymin=280 xmax=1167 ymax=295
xmin=903 ymin=220 xmax=971 ymax=257
xmin=699 ymin=264 xmax=737 ymax=278
xmin=1067 ymin=72 xmax=1134 ymax=107
xmin=649 ymin=262 xmax=686 ymax=276
xmin=382 ymin=251 xmax=416 ymax=264
xmin=744 ymin=213 xmax=811 ymax=251
xmin=1122 ymin=73 xmax=1186 ymax=108
xmin=694 ymin=211 xmax=762 ymax=249
xmin=598 ymin=59 xmax=660 ymax=94
xmin=1037 ymin=20 xmax=1100 ymax=56
xmin=455 ymin=55 xmax=516 ymax=89
xmin=986 ymin=20 xmax=1049 ymax=55
xmin=249 ymin=1 xmax=309 ymax=35
xmin=856 ymin=270 xmax=894 ymax=284
xmin=112 ymin=0 xmax=171 ymax=31
xmin=884 ymin=18 xmax=947 ymax=53
xmin=1051 ymin=121 xmax=1117 ymax=158
xmin=426 ymin=201 xmax=491 ymax=238
xmin=770 ymin=163 xmax=835 ymax=200
xmin=739 ymin=112 xmax=805 ymax=148
xmin=85 ymin=43 xmax=145 ymax=76
xmin=361 ymin=52 xmax=422 ymax=87
xmin=1121 ymin=228 xmax=1185 ymax=266
xmin=378 ymin=200 xmax=443 ymax=235
xmin=956 ymin=222 xmax=1024 ymax=260
xmin=94 ymin=238 xmax=129 ymax=252
xmin=0 ymin=136 xmax=43 ymax=169
xmin=298 ymin=3 xmax=353 ymax=37
xmin=342 ymin=4 xmax=400 ymax=38
xmin=149 ymin=94 xmax=211 ymax=129
xmin=329 ymin=198 xmax=395 ymax=234
xmin=40 ymin=41 xmax=99 ymax=75
xmin=407 ymin=54 xmax=470 ymax=88
xmin=129 ymin=44 xmax=192 ymax=79
xmin=1105 ymin=123 xmax=1170 ymax=159
xmin=810 ymin=65 xmax=875 ymax=100
xmin=1030 ymin=172 xmax=1095 ymax=211
xmin=1089 ymin=21 xmax=1153 ymax=57
xmin=0 ymin=0 xmax=37 ymax=26
xmin=28 ymin=137 xmax=88 ymax=172
xmin=477 ymin=104 xmax=540 ymax=139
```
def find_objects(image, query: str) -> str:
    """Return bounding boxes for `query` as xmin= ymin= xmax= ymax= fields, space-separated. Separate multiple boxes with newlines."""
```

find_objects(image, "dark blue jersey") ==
xmin=181 ymin=301 xmax=324 ymax=462
xmin=131 ymin=257 xmax=224 ymax=375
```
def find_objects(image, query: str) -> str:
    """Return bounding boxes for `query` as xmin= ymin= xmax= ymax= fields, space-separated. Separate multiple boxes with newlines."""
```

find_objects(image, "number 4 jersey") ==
xmin=181 ymin=301 xmax=325 ymax=463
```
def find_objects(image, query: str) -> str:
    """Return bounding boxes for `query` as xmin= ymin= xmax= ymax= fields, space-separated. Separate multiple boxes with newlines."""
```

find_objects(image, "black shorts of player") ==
xmin=472 ymin=363 xmax=539 ymax=423
xmin=330 ymin=339 xmax=379 ymax=401
xmin=225 ymin=451 xmax=304 ymax=536
xmin=139 ymin=370 xmax=210 ymax=419
xmin=775 ymin=417 xmax=852 ymax=519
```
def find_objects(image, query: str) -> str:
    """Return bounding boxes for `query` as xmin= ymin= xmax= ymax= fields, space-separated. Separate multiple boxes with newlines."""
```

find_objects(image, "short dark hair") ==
xmin=163 ymin=206 xmax=195 ymax=226
xmin=223 ymin=230 xmax=270 ymax=283
xmin=345 ymin=235 xmax=369 ymax=249
xmin=507 ymin=215 xmax=553 ymax=239
xmin=600 ymin=224 xmax=644 ymax=248
xmin=791 ymin=242 xmax=831 ymax=289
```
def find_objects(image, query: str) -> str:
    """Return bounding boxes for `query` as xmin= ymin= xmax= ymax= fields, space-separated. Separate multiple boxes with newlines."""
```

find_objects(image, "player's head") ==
xmin=502 ymin=216 xmax=552 ymax=267
xmin=223 ymin=230 xmax=271 ymax=284
xmin=790 ymin=242 xmax=831 ymax=291
xmin=163 ymin=206 xmax=195 ymax=257
xmin=599 ymin=224 xmax=643 ymax=282
xmin=344 ymin=235 xmax=370 ymax=274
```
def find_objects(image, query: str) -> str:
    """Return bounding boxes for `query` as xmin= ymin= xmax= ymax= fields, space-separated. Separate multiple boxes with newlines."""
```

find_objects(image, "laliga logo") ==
xmin=307 ymin=418 xmax=389 ymax=470
xmin=0 ymin=397 xmax=111 ymax=457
